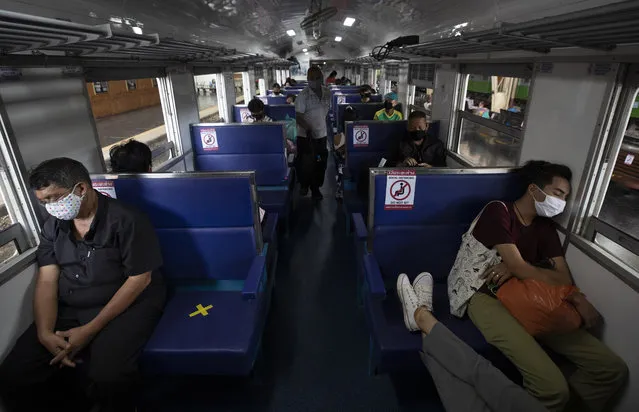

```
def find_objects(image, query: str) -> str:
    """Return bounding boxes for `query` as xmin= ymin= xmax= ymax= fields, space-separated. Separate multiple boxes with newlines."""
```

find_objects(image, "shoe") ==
xmin=300 ymin=186 xmax=309 ymax=196
xmin=312 ymin=189 xmax=323 ymax=200
xmin=396 ymin=274 xmax=420 ymax=332
xmin=413 ymin=272 xmax=434 ymax=311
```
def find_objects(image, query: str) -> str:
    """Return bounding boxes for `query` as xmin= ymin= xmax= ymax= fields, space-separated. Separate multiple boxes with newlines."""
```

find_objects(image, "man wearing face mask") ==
xmin=462 ymin=160 xmax=628 ymax=412
xmin=0 ymin=158 xmax=166 ymax=412
xmin=295 ymin=66 xmax=331 ymax=200
xmin=374 ymin=100 xmax=404 ymax=121
xmin=390 ymin=110 xmax=445 ymax=167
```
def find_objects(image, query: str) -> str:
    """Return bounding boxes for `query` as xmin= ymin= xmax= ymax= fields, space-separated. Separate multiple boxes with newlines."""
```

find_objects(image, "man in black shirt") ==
xmin=389 ymin=110 xmax=447 ymax=167
xmin=0 ymin=158 xmax=166 ymax=412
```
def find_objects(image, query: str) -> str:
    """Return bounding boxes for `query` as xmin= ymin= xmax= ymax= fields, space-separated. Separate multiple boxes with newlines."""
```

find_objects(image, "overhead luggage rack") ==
xmin=0 ymin=9 xmax=111 ymax=53
xmin=385 ymin=0 xmax=639 ymax=59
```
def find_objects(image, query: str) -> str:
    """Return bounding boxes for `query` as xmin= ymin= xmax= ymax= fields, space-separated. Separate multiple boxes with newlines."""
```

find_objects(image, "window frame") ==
xmin=449 ymin=64 xmax=534 ymax=166
xmin=0 ymin=100 xmax=43 ymax=283
xmin=573 ymin=63 xmax=639 ymax=276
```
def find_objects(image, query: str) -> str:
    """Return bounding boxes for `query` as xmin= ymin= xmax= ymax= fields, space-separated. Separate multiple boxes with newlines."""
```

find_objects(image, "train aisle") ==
xmin=141 ymin=157 xmax=444 ymax=412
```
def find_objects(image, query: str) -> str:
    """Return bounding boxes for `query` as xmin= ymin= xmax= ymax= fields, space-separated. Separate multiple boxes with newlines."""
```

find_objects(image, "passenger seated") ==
xmin=286 ymin=94 xmax=296 ymax=104
xmin=109 ymin=139 xmax=152 ymax=173
xmin=272 ymin=83 xmax=282 ymax=96
xmin=0 ymin=158 xmax=166 ymax=412
xmin=374 ymin=101 xmax=403 ymax=121
xmin=453 ymin=161 xmax=628 ymax=412
xmin=384 ymin=82 xmax=398 ymax=103
xmin=396 ymin=273 xmax=546 ymax=412
xmin=245 ymin=98 xmax=273 ymax=123
xmin=474 ymin=101 xmax=490 ymax=118
xmin=388 ymin=111 xmax=446 ymax=167
xmin=326 ymin=71 xmax=337 ymax=85
xmin=360 ymin=89 xmax=372 ymax=103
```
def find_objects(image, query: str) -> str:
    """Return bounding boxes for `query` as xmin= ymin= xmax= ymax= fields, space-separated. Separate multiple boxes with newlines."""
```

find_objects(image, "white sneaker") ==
xmin=396 ymin=274 xmax=420 ymax=332
xmin=413 ymin=272 xmax=434 ymax=312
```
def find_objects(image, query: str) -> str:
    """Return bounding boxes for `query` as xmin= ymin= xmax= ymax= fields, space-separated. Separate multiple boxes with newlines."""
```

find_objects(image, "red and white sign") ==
xmin=624 ymin=154 xmax=635 ymax=165
xmin=200 ymin=128 xmax=219 ymax=151
xmin=353 ymin=125 xmax=369 ymax=147
xmin=93 ymin=180 xmax=117 ymax=199
xmin=240 ymin=108 xmax=251 ymax=122
xmin=385 ymin=170 xmax=416 ymax=210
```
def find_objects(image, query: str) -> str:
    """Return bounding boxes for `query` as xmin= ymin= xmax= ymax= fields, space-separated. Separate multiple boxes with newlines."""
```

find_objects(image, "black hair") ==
xmin=110 ymin=140 xmax=152 ymax=173
xmin=286 ymin=94 xmax=296 ymax=102
xmin=329 ymin=71 xmax=337 ymax=77
xmin=272 ymin=83 xmax=281 ymax=89
xmin=519 ymin=160 xmax=572 ymax=190
xmin=408 ymin=110 xmax=427 ymax=122
xmin=29 ymin=157 xmax=91 ymax=190
xmin=248 ymin=98 xmax=265 ymax=113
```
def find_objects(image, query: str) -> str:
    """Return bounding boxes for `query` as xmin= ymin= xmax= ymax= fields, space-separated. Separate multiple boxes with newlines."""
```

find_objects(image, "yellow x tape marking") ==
xmin=189 ymin=304 xmax=213 ymax=317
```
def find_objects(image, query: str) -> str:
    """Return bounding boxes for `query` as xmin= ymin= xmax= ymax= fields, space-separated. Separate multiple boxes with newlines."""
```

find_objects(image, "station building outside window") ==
xmin=193 ymin=73 xmax=245 ymax=123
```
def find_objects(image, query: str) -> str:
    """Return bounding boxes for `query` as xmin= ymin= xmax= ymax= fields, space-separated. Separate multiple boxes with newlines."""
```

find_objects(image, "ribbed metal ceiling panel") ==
xmin=393 ymin=0 xmax=639 ymax=59
xmin=0 ymin=9 xmax=291 ymax=67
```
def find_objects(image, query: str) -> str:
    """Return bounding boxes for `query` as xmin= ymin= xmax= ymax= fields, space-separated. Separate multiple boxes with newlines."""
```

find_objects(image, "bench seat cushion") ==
xmin=143 ymin=290 xmax=266 ymax=376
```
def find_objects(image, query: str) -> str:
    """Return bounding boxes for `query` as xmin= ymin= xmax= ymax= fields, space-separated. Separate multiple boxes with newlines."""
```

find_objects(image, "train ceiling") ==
xmin=0 ymin=0 xmax=636 ymax=66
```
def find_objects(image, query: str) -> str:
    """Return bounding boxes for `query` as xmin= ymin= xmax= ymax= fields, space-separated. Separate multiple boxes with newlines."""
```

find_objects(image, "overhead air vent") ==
xmin=300 ymin=7 xmax=338 ymax=30
xmin=254 ymin=66 xmax=264 ymax=79
xmin=386 ymin=64 xmax=399 ymax=78
xmin=409 ymin=63 xmax=435 ymax=82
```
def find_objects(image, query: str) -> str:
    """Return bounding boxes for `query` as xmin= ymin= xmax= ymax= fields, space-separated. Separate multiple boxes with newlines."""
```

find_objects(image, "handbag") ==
xmin=496 ymin=278 xmax=582 ymax=336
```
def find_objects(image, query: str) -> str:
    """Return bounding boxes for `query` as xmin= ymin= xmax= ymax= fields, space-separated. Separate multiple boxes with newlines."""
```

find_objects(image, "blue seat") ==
xmin=332 ymin=94 xmax=382 ymax=110
xmin=336 ymin=103 xmax=384 ymax=133
xmin=191 ymin=123 xmax=292 ymax=216
xmin=267 ymin=95 xmax=288 ymax=105
xmin=233 ymin=104 xmax=295 ymax=122
xmin=90 ymin=173 xmax=271 ymax=376
xmin=355 ymin=169 xmax=522 ymax=377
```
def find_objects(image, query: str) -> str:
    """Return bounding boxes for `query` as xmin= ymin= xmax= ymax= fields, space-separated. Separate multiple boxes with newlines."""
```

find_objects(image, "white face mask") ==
xmin=45 ymin=184 xmax=85 ymax=220
xmin=532 ymin=185 xmax=566 ymax=218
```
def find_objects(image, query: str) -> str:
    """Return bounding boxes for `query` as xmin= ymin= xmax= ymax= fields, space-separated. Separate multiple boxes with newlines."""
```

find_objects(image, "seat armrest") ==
xmin=263 ymin=212 xmax=278 ymax=243
xmin=363 ymin=253 xmax=386 ymax=299
xmin=352 ymin=213 xmax=367 ymax=240
xmin=242 ymin=255 xmax=267 ymax=300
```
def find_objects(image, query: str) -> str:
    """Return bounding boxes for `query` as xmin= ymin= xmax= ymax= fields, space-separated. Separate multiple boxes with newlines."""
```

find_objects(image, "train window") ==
xmin=452 ymin=70 xmax=530 ymax=167
xmin=0 ymin=113 xmax=39 ymax=269
xmin=193 ymin=74 xmax=220 ymax=122
xmin=584 ymin=84 xmax=639 ymax=272
xmin=234 ymin=72 xmax=245 ymax=105
xmin=92 ymin=81 xmax=109 ymax=94
xmin=86 ymin=78 xmax=174 ymax=170
xmin=412 ymin=87 xmax=433 ymax=114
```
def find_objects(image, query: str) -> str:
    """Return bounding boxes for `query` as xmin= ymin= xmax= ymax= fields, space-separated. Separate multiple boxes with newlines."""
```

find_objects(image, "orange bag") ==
xmin=496 ymin=278 xmax=582 ymax=336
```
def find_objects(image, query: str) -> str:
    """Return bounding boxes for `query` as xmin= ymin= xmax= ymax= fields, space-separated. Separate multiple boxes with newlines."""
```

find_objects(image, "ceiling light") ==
xmin=109 ymin=16 xmax=123 ymax=24
xmin=302 ymin=48 xmax=308 ymax=52
xmin=304 ymin=52 xmax=309 ymax=55
xmin=335 ymin=36 xmax=342 ymax=42
xmin=132 ymin=26 xmax=143 ymax=35
xmin=286 ymin=30 xmax=296 ymax=37
xmin=343 ymin=17 xmax=356 ymax=26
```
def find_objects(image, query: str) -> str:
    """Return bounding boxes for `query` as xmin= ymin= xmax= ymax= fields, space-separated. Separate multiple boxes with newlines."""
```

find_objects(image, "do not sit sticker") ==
xmin=353 ymin=125 xmax=369 ymax=147
xmin=200 ymin=128 xmax=219 ymax=151
xmin=385 ymin=170 xmax=416 ymax=210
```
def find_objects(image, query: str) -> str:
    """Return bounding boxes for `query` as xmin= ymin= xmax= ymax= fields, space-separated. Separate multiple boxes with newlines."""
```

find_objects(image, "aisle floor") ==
xmin=140 ymin=158 xmax=444 ymax=411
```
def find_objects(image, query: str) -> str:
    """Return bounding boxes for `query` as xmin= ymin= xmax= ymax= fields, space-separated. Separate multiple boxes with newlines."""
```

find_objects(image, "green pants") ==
xmin=468 ymin=293 xmax=628 ymax=412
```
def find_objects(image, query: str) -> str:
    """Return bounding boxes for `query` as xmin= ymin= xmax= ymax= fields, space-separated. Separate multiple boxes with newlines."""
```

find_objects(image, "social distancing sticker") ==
xmin=625 ymin=154 xmax=634 ymax=165
xmin=93 ymin=180 xmax=117 ymax=198
xmin=385 ymin=170 xmax=416 ymax=210
xmin=200 ymin=128 xmax=219 ymax=151
xmin=353 ymin=125 xmax=369 ymax=147
xmin=240 ymin=108 xmax=251 ymax=122
xmin=337 ymin=95 xmax=346 ymax=104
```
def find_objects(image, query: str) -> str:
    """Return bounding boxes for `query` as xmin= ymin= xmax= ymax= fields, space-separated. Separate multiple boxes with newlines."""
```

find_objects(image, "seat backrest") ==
xmin=267 ymin=95 xmax=288 ymax=105
xmin=345 ymin=121 xmax=407 ymax=180
xmin=369 ymin=169 xmax=522 ymax=282
xmin=332 ymin=94 xmax=383 ymax=112
xmin=233 ymin=104 xmax=250 ymax=123
xmin=266 ymin=104 xmax=296 ymax=121
xmin=336 ymin=103 xmax=384 ymax=133
xmin=91 ymin=173 xmax=262 ymax=282
xmin=191 ymin=123 xmax=288 ymax=186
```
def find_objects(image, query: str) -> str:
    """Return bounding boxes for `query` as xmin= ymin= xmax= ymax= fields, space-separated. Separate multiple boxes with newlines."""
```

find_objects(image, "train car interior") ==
xmin=0 ymin=0 xmax=638 ymax=411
